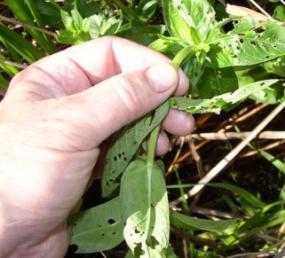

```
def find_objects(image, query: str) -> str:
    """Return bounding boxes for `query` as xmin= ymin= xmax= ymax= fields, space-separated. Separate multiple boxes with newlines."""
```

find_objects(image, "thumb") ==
xmin=56 ymin=62 xmax=179 ymax=148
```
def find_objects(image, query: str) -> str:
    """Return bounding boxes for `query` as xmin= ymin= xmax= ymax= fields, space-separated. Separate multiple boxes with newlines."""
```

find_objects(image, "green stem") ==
xmin=146 ymin=126 xmax=160 ymax=167
xmin=172 ymin=46 xmax=194 ymax=68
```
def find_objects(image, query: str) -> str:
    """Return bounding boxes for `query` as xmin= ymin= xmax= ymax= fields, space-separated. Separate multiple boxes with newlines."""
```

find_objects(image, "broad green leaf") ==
xmin=169 ymin=79 xmax=280 ymax=113
xmin=161 ymin=0 xmax=216 ymax=43
xmin=170 ymin=211 xmax=237 ymax=233
xmin=0 ymin=23 xmax=43 ymax=63
xmin=102 ymin=102 xmax=169 ymax=197
xmin=149 ymin=36 xmax=184 ymax=57
xmin=273 ymin=5 xmax=285 ymax=22
xmin=69 ymin=197 xmax=124 ymax=253
xmin=263 ymin=57 xmax=285 ymax=77
xmin=209 ymin=21 xmax=285 ymax=68
xmin=161 ymin=0 xmax=193 ymax=41
xmin=123 ymin=25 xmax=166 ymax=46
xmin=196 ymin=67 xmax=239 ymax=98
xmin=88 ymin=13 xmax=123 ymax=38
xmin=37 ymin=1 xmax=61 ymax=28
xmin=181 ymin=0 xmax=216 ymax=38
xmin=120 ymin=160 xmax=169 ymax=257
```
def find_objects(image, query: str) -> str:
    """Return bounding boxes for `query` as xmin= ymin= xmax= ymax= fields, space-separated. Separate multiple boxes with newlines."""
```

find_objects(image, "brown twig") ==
xmin=191 ymin=131 xmax=285 ymax=141
xmin=239 ymin=140 xmax=285 ymax=159
xmin=191 ymin=206 xmax=236 ymax=220
xmin=0 ymin=14 xmax=56 ymax=37
xmin=174 ymin=104 xmax=267 ymax=165
xmin=188 ymin=137 xmax=205 ymax=177
xmin=171 ymin=103 xmax=285 ymax=205
xmin=247 ymin=0 xmax=273 ymax=19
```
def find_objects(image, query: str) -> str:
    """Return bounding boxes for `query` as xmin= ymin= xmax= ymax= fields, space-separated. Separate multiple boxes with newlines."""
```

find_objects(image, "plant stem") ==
xmin=172 ymin=47 xmax=194 ymax=68
xmin=146 ymin=126 xmax=160 ymax=166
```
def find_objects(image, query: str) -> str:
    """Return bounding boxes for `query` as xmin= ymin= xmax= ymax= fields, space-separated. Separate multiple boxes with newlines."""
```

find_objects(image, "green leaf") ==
xmin=273 ymin=5 xmax=285 ymax=22
xmin=209 ymin=21 xmax=285 ymax=68
xmin=123 ymin=25 xmax=165 ymax=46
xmin=196 ymin=67 xmax=239 ymax=98
xmin=6 ymin=0 xmax=55 ymax=54
xmin=0 ymin=22 xmax=43 ymax=63
xmin=120 ymin=160 xmax=169 ymax=257
xmin=169 ymin=79 xmax=280 ymax=113
xmin=149 ymin=36 xmax=183 ymax=56
xmin=102 ymin=102 xmax=169 ymax=197
xmin=258 ymin=150 xmax=285 ymax=175
xmin=161 ymin=0 xmax=216 ymax=43
xmin=0 ymin=73 xmax=8 ymax=89
xmin=211 ymin=183 xmax=266 ymax=208
xmin=69 ymin=197 xmax=124 ymax=253
xmin=170 ymin=211 xmax=237 ymax=233
xmin=263 ymin=57 xmax=285 ymax=77
xmin=161 ymin=0 xmax=196 ymax=42
xmin=136 ymin=0 xmax=158 ymax=22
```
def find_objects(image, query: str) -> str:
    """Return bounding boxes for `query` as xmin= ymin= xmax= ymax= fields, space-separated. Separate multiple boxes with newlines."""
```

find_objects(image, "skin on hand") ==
xmin=0 ymin=36 xmax=194 ymax=258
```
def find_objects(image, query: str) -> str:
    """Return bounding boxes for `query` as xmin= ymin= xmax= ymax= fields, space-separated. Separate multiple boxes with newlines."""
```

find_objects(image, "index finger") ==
xmin=9 ymin=36 xmax=189 ymax=100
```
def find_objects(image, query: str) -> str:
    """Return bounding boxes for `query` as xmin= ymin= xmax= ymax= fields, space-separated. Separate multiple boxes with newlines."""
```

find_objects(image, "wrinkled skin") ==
xmin=0 ymin=37 xmax=194 ymax=258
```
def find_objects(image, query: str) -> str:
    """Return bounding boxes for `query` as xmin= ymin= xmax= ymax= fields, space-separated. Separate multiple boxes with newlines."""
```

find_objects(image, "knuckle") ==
xmin=112 ymin=74 xmax=145 ymax=114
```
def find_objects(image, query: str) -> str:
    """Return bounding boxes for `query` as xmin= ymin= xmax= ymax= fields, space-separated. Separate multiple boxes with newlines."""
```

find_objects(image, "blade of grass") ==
xmin=0 ymin=22 xmax=44 ymax=63
xmin=0 ymin=73 xmax=8 ymax=89
xmin=258 ymin=150 xmax=285 ymax=175
xmin=6 ymin=0 xmax=55 ymax=54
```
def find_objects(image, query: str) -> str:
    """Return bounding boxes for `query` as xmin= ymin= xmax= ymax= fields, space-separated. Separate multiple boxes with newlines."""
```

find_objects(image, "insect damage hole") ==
xmin=108 ymin=218 xmax=116 ymax=224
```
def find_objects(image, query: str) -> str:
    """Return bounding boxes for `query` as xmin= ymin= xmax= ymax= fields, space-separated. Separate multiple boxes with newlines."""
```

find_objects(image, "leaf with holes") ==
xmin=69 ymin=197 xmax=124 ymax=253
xmin=208 ymin=21 xmax=285 ymax=68
xmin=120 ymin=159 xmax=169 ymax=257
xmin=102 ymin=102 xmax=169 ymax=197
xmin=169 ymin=79 xmax=281 ymax=113
xmin=195 ymin=67 xmax=239 ymax=98
xmin=161 ymin=0 xmax=216 ymax=42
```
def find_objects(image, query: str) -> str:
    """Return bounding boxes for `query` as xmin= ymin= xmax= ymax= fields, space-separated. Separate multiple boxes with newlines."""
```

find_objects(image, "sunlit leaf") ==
xmin=120 ymin=160 xmax=169 ymax=257
xmin=70 ymin=197 xmax=124 ymax=253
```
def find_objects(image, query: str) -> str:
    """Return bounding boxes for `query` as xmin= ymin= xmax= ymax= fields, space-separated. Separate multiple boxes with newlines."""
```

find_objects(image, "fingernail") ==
xmin=146 ymin=62 xmax=178 ymax=93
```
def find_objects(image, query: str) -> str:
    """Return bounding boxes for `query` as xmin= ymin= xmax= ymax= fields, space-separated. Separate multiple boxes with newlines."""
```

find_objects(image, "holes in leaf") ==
xmin=254 ymin=27 xmax=265 ymax=33
xmin=135 ymin=227 xmax=141 ymax=234
xmin=250 ymin=41 xmax=257 ymax=46
xmin=239 ymin=38 xmax=244 ymax=44
xmin=101 ymin=233 xmax=105 ymax=237
xmin=108 ymin=218 xmax=116 ymax=225
xmin=98 ymin=224 xmax=102 ymax=228
xmin=112 ymin=232 xmax=116 ymax=235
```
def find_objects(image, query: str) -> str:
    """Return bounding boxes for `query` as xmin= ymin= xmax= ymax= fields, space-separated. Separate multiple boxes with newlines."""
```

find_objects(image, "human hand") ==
xmin=0 ymin=37 xmax=194 ymax=258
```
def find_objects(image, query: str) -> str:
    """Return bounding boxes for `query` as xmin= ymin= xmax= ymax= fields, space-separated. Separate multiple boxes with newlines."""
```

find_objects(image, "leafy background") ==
xmin=1 ymin=0 xmax=285 ymax=257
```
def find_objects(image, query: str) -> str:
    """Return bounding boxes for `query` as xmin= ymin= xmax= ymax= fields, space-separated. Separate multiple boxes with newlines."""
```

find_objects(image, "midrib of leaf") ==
xmin=144 ymin=126 xmax=160 ymax=254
